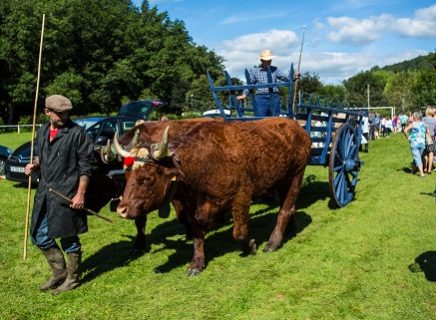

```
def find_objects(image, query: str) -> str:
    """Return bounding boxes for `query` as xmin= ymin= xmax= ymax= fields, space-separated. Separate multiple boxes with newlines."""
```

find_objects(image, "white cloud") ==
xmin=218 ymin=42 xmax=428 ymax=84
xmin=327 ymin=14 xmax=392 ymax=44
xmin=221 ymin=29 xmax=298 ymax=53
xmin=326 ymin=4 xmax=436 ymax=45
xmin=219 ymin=13 xmax=287 ymax=25
xmin=213 ymin=6 xmax=434 ymax=84
xmin=217 ymin=29 xmax=300 ymax=81
xmin=393 ymin=4 xmax=436 ymax=37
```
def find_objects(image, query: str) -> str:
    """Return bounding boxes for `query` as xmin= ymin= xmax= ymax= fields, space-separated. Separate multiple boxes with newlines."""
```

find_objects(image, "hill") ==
xmin=376 ymin=52 xmax=436 ymax=72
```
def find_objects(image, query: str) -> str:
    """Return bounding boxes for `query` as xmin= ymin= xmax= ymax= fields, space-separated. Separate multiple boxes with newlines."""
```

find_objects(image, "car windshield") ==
xmin=120 ymin=101 xmax=152 ymax=114
xmin=75 ymin=117 xmax=104 ymax=129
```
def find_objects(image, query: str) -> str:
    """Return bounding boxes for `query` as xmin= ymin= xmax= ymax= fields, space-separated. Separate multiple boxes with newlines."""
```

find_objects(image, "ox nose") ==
xmin=117 ymin=206 xmax=128 ymax=218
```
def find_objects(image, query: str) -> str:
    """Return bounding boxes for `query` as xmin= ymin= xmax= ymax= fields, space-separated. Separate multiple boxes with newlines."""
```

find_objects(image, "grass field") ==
xmin=0 ymin=131 xmax=435 ymax=320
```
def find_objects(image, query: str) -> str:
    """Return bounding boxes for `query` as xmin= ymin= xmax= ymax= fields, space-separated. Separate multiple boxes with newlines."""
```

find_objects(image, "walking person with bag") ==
xmin=25 ymin=95 xmax=95 ymax=294
xmin=423 ymin=106 xmax=436 ymax=173
xmin=404 ymin=112 xmax=428 ymax=177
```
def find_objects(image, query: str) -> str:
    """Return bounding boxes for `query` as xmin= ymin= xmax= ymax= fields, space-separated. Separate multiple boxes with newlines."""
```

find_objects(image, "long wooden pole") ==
xmin=48 ymin=188 xmax=113 ymax=223
xmin=23 ymin=14 xmax=45 ymax=260
xmin=292 ymin=25 xmax=306 ymax=114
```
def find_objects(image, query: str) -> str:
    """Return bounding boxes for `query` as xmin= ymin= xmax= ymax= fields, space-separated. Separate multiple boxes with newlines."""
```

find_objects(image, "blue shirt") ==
xmin=410 ymin=121 xmax=426 ymax=149
xmin=243 ymin=65 xmax=289 ymax=96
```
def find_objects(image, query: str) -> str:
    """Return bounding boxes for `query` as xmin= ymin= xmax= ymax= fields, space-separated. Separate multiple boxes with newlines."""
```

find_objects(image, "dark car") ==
xmin=85 ymin=115 xmax=138 ymax=146
xmin=74 ymin=116 xmax=106 ymax=130
xmin=5 ymin=116 xmax=138 ymax=184
xmin=0 ymin=144 xmax=13 ymax=176
xmin=5 ymin=142 xmax=40 ymax=183
xmin=118 ymin=99 xmax=164 ymax=119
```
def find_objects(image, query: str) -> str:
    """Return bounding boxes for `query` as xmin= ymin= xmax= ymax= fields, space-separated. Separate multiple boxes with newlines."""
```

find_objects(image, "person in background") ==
xmin=385 ymin=116 xmax=393 ymax=137
xmin=399 ymin=112 xmax=408 ymax=132
xmin=25 ymin=95 xmax=95 ymax=294
xmin=423 ymin=106 xmax=436 ymax=173
xmin=361 ymin=111 xmax=369 ymax=152
xmin=369 ymin=112 xmax=377 ymax=140
xmin=236 ymin=49 xmax=300 ymax=116
xmin=393 ymin=114 xmax=399 ymax=133
xmin=380 ymin=115 xmax=386 ymax=137
xmin=404 ymin=112 xmax=428 ymax=177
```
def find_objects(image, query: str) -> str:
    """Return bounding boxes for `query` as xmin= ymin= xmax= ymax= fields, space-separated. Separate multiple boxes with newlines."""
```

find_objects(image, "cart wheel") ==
xmin=329 ymin=123 xmax=361 ymax=207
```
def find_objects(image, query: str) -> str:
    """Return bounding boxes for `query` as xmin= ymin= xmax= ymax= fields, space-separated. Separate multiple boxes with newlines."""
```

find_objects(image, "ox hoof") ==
xmin=187 ymin=268 xmax=202 ymax=277
xmin=241 ymin=239 xmax=257 ymax=256
xmin=263 ymin=242 xmax=282 ymax=253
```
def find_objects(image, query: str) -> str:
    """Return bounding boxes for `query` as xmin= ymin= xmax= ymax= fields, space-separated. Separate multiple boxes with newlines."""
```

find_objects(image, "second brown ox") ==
xmin=115 ymin=117 xmax=311 ymax=275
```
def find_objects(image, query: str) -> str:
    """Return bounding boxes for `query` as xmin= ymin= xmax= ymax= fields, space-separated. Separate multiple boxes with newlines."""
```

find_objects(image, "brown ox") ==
xmin=108 ymin=118 xmax=221 ymax=252
xmin=116 ymin=118 xmax=311 ymax=275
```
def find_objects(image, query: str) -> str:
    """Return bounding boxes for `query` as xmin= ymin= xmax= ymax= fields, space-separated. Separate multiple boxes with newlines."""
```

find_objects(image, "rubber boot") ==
xmin=39 ymin=246 xmax=67 ymax=291
xmin=52 ymin=251 xmax=81 ymax=295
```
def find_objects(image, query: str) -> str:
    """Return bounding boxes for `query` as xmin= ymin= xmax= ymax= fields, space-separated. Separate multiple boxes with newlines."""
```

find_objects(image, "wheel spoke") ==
xmin=348 ymin=144 xmax=356 ymax=159
xmin=346 ymin=132 xmax=354 ymax=155
xmin=334 ymin=164 xmax=344 ymax=172
xmin=340 ymin=175 xmax=347 ymax=204
xmin=334 ymin=169 xmax=343 ymax=190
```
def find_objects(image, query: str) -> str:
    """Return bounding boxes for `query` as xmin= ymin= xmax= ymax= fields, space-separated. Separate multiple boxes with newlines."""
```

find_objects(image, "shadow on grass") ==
xmin=400 ymin=167 xmax=414 ymax=174
xmin=408 ymin=251 xmax=436 ymax=282
xmin=82 ymin=174 xmax=327 ymax=277
xmin=81 ymin=238 xmax=144 ymax=284
xmin=298 ymin=174 xmax=339 ymax=210
xmin=151 ymin=209 xmax=312 ymax=274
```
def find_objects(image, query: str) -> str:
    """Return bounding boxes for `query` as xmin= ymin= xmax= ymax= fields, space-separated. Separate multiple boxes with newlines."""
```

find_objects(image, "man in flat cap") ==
xmin=237 ymin=49 xmax=300 ymax=116
xmin=25 ymin=94 xmax=94 ymax=294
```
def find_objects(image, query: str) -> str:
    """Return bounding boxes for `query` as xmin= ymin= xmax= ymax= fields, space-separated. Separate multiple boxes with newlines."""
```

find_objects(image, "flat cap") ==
xmin=45 ymin=95 xmax=73 ymax=112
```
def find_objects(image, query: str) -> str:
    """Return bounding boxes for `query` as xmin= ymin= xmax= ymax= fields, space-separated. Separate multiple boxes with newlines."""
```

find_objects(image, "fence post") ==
xmin=18 ymin=125 xmax=20 ymax=134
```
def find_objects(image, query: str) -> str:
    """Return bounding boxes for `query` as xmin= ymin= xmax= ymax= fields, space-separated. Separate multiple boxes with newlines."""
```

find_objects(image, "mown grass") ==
xmin=0 ymin=132 xmax=435 ymax=320
xmin=0 ymin=131 xmax=33 ymax=150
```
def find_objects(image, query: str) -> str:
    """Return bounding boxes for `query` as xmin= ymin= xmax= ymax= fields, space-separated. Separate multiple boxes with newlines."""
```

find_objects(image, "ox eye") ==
xmin=138 ymin=175 xmax=153 ymax=184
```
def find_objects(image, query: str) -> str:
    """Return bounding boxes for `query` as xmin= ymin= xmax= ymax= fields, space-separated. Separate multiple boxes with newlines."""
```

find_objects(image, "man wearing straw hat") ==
xmin=25 ymin=94 xmax=94 ymax=294
xmin=237 ymin=49 xmax=299 ymax=116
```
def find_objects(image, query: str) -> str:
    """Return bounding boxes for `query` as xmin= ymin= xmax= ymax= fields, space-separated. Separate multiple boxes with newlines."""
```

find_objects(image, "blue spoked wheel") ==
xmin=329 ymin=123 xmax=361 ymax=207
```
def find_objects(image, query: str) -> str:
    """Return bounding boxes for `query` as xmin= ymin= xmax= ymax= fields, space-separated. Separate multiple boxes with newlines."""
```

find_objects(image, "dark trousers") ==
xmin=369 ymin=126 xmax=377 ymax=140
xmin=360 ymin=132 xmax=369 ymax=152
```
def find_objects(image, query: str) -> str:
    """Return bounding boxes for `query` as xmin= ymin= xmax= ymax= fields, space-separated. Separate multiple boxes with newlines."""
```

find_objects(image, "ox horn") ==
xmin=151 ymin=126 xmax=172 ymax=160
xmin=99 ymin=139 xmax=112 ymax=164
xmin=113 ymin=130 xmax=131 ymax=158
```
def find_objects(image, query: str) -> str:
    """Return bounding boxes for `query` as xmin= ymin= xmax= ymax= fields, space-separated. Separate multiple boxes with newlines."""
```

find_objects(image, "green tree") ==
xmin=384 ymin=71 xmax=415 ymax=112
xmin=412 ymin=69 xmax=436 ymax=108
xmin=0 ymin=0 xmax=224 ymax=122
xmin=298 ymin=72 xmax=323 ymax=97
xmin=319 ymin=84 xmax=346 ymax=105
xmin=343 ymin=71 xmax=386 ymax=108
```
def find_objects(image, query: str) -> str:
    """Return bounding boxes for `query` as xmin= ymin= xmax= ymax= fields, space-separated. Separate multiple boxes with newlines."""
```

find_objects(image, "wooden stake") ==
xmin=24 ymin=14 xmax=45 ymax=260
xmin=292 ymin=25 xmax=306 ymax=114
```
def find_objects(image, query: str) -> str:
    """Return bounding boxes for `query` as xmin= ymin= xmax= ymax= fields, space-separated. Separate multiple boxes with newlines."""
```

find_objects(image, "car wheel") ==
xmin=0 ymin=156 xmax=6 ymax=176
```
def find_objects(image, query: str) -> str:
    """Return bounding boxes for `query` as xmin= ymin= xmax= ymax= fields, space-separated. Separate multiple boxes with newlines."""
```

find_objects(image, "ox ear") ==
xmin=163 ymin=166 xmax=185 ymax=180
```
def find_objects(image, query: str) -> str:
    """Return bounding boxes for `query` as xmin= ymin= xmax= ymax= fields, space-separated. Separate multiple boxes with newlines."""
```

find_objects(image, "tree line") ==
xmin=0 ymin=0 xmax=225 ymax=123
xmin=342 ymin=52 xmax=436 ymax=112
xmin=0 ymin=1 xmax=434 ymax=124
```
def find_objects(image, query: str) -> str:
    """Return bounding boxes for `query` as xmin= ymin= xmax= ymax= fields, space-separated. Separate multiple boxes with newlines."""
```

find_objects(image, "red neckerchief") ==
xmin=49 ymin=128 xmax=59 ymax=142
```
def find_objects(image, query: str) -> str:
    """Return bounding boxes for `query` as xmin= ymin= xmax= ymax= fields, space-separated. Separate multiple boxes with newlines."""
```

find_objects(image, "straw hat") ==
xmin=45 ymin=95 xmax=73 ymax=112
xmin=259 ymin=49 xmax=274 ymax=61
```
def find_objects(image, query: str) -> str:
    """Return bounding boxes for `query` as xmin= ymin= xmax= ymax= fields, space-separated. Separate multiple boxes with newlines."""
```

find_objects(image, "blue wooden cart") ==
xmin=207 ymin=65 xmax=363 ymax=207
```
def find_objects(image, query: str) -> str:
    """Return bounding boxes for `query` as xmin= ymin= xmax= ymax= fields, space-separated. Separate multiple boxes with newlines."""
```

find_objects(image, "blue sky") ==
xmin=135 ymin=0 xmax=435 ymax=84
